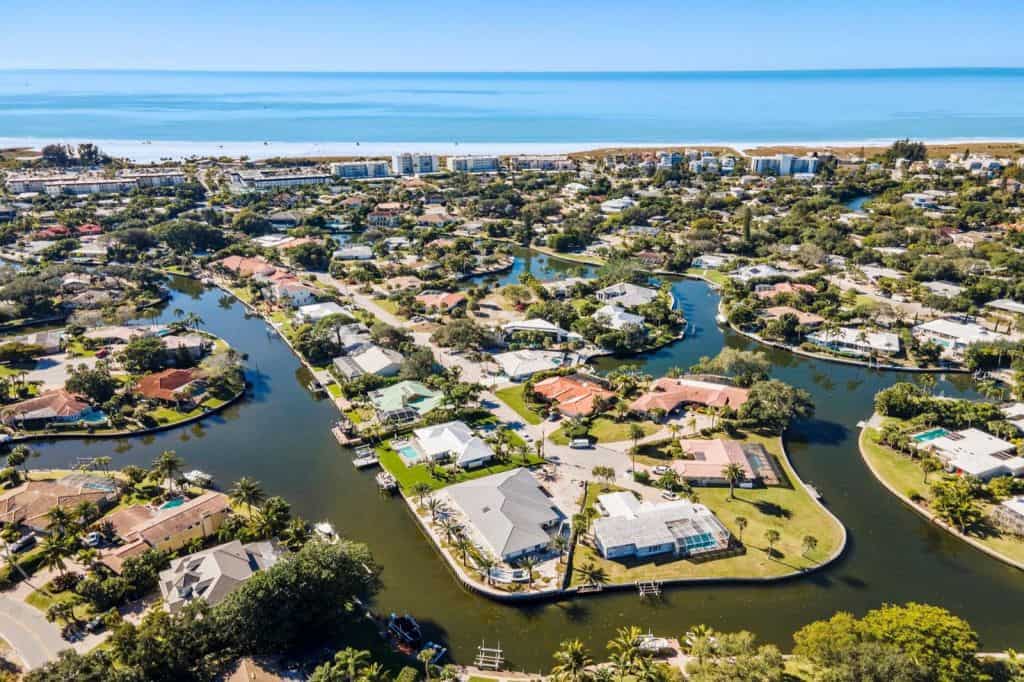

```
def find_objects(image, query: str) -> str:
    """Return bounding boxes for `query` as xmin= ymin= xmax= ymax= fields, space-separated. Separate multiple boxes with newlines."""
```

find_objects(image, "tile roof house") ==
xmin=135 ymin=368 xmax=202 ymax=403
xmin=444 ymin=468 xmax=565 ymax=562
xmin=759 ymin=306 xmax=825 ymax=327
xmin=102 ymin=492 xmax=232 ymax=573
xmin=0 ymin=477 xmax=117 ymax=532
xmin=673 ymin=439 xmax=780 ymax=486
xmin=531 ymin=374 xmax=615 ymax=417
xmin=159 ymin=539 xmax=284 ymax=613
xmin=753 ymin=282 xmax=816 ymax=300
xmin=415 ymin=291 xmax=467 ymax=312
xmin=1 ymin=389 xmax=98 ymax=426
xmin=216 ymin=255 xmax=278 ymax=278
xmin=630 ymin=378 xmax=750 ymax=417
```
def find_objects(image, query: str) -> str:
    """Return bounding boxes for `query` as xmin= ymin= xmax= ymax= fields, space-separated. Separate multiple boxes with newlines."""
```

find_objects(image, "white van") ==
xmin=569 ymin=438 xmax=592 ymax=449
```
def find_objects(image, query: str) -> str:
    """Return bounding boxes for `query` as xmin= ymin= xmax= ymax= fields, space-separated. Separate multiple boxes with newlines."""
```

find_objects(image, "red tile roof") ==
xmin=216 ymin=255 xmax=277 ymax=277
xmin=415 ymin=291 xmax=467 ymax=311
xmin=1 ymin=389 xmax=91 ymax=424
xmin=136 ymin=368 xmax=197 ymax=401
xmin=630 ymin=378 xmax=749 ymax=414
xmin=754 ymin=282 xmax=815 ymax=300
xmin=532 ymin=375 xmax=615 ymax=417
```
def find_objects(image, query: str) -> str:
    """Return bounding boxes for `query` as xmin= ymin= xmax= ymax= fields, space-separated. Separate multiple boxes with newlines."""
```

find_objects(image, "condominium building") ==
xmin=5 ymin=170 xmax=185 ymax=195
xmin=392 ymin=152 xmax=440 ymax=176
xmin=512 ymin=155 xmax=575 ymax=171
xmin=748 ymin=154 xmax=821 ymax=176
xmin=330 ymin=160 xmax=392 ymax=179
xmin=230 ymin=169 xmax=332 ymax=190
xmin=447 ymin=155 xmax=501 ymax=173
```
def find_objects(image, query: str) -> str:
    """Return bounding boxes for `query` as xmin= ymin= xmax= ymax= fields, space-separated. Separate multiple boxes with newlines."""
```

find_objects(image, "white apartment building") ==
xmin=447 ymin=155 xmax=501 ymax=173
xmin=230 ymin=169 xmax=332 ymax=190
xmin=512 ymin=155 xmax=575 ymax=171
xmin=330 ymin=160 xmax=392 ymax=179
xmin=748 ymin=154 xmax=821 ymax=176
xmin=392 ymin=153 xmax=440 ymax=176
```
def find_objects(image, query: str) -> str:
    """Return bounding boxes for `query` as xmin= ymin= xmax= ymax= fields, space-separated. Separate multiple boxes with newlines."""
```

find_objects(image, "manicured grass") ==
xmin=569 ymin=432 xmax=844 ymax=584
xmin=378 ymin=445 xmax=545 ymax=492
xmin=26 ymin=587 xmax=93 ymax=621
xmin=494 ymin=385 xmax=543 ymax=425
xmin=327 ymin=383 xmax=342 ymax=398
xmin=861 ymin=423 xmax=1024 ymax=566
xmin=550 ymin=417 xmax=660 ymax=445
xmin=685 ymin=267 xmax=729 ymax=287
xmin=149 ymin=397 xmax=228 ymax=426
xmin=372 ymin=298 xmax=403 ymax=317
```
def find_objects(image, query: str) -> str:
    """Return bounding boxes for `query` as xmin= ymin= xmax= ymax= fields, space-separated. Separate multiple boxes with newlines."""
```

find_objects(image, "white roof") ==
xmin=807 ymin=327 xmax=901 ymax=353
xmin=593 ymin=304 xmax=645 ymax=330
xmin=350 ymin=345 xmax=403 ymax=375
xmin=296 ymin=302 xmax=346 ymax=321
xmin=593 ymin=493 xmax=729 ymax=551
xmin=413 ymin=420 xmax=494 ymax=466
xmin=913 ymin=318 xmax=1006 ymax=345
xmin=502 ymin=318 xmax=572 ymax=336
xmin=986 ymin=299 xmax=1024 ymax=315
xmin=492 ymin=350 xmax=565 ymax=379
xmin=930 ymin=428 xmax=1017 ymax=459
xmin=1001 ymin=496 xmax=1024 ymax=518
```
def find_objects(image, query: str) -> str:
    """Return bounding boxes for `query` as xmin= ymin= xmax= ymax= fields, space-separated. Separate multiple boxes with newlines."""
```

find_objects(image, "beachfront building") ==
xmin=630 ymin=378 xmax=750 ymax=420
xmin=912 ymin=427 xmax=1024 ymax=480
xmin=512 ymin=155 xmax=575 ymax=171
xmin=159 ymin=540 xmax=284 ymax=613
xmin=443 ymin=468 xmax=565 ymax=563
xmin=595 ymin=282 xmax=659 ymax=308
xmin=406 ymin=420 xmax=494 ymax=469
xmin=447 ymin=155 xmax=501 ymax=173
xmin=911 ymin=317 xmax=1012 ymax=359
xmin=368 ymin=380 xmax=443 ymax=423
xmin=748 ymin=154 xmax=821 ymax=176
xmin=491 ymin=349 xmax=569 ymax=381
xmin=4 ymin=170 xmax=182 ymax=196
xmin=392 ymin=153 xmax=440 ymax=176
xmin=592 ymin=491 xmax=732 ymax=560
xmin=330 ymin=160 xmax=392 ymax=179
xmin=806 ymin=327 xmax=901 ymax=358
xmin=230 ymin=169 xmax=332 ymax=191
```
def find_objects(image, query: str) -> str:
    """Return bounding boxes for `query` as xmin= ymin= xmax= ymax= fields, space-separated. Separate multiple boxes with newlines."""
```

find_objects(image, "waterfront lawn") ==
xmin=377 ymin=445 xmax=544 ymax=492
xmin=550 ymin=417 xmax=660 ymax=445
xmin=570 ymin=433 xmax=844 ymax=584
xmin=494 ymin=385 xmax=543 ymax=425
xmin=685 ymin=267 xmax=729 ymax=287
xmin=861 ymin=423 xmax=1024 ymax=566
xmin=149 ymin=397 xmax=228 ymax=426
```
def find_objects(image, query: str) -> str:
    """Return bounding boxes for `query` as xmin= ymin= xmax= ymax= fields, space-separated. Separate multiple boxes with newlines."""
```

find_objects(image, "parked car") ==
xmin=83 ymin=531 xmax=103 ymax=548
xmin=652 ymin=465 xmax=671 ymax=475
xmin=10 ymin=533 xmax=36 ymax=553
xmin=84 ymin=616 xmax=105 ymax=634
xmin=661 ymin=491 xmax=680 ymax=501
xmin=569 ymin=438 xmax=592 ymax=449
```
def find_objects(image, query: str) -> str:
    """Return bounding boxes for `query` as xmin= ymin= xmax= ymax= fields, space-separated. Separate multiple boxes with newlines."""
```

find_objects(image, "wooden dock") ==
xmin=332 ymin=425 xmax=362 ymax=447
xmin=353 ymin=445 xmax=379 ymax=469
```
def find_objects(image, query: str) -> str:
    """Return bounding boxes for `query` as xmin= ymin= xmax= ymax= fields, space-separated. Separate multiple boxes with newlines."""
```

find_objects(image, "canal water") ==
xmin=27 ymin=268 xmax=1024 ymax=669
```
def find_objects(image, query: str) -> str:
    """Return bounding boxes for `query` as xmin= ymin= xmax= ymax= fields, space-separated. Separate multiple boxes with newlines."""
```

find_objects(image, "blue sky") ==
xmin=4 ymin=0 xmax=1022 ymax=72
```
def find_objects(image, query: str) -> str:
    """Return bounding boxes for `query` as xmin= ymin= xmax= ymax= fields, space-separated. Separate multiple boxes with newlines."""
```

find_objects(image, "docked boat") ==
xmin=314 ymin=521 xmax=339 ymax=544
xmin=376 ymin=471 xmax=397 ymax=491
xmin=387 ymin=613 xmax=422 ymax=645
xmin=638 ymin=633 xmax=672 ymax=655
xmin=419 ymin=641 xmax=447 ymax=664
xmin=183 ymin=470 xmax=213 ymax=487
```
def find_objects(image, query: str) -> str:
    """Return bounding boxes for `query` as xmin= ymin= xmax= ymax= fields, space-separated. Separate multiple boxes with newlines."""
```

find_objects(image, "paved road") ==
xmin=0 ymin=595 xmax=67 ymax=670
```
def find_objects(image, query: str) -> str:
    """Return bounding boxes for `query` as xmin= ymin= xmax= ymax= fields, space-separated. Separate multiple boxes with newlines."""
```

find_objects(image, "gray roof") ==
xmin=158 ymin=539 xmax=283 ymax=612
xmin=445 ymin=468 xmax=562 ymax=559
xmin=593 ymin=497 xmax=729 ymax=552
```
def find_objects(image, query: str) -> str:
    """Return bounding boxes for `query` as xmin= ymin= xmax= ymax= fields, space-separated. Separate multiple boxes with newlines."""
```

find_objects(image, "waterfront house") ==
xmin=369 ymin=380 xmax=443 ymax=423
xmin=333 ymin=245 xmax=374 ymax=261
xmin=806 ymin=327 xmax=901 ymax=357
xmin=595 ymin=282 xmax=659 ymax=308
xmin=753 ymin=282 xmax=816 ymax=300
xmin=163 ymin=333 xmax=213 ymax=361
xmin=332 ymin=344 xmax=403 ymax=380
xmin=731 ymin=264 xmax=784 ymax=283
xmin=629 ymin=378 xmax=750 ymax=419
xmin=216 ymin=255 xmax=277 ymax=279
xmin=692 ymin=253 xmax=733 ymax=270
xmin=912 ymin=317 xmax=1012 ymax=359
xmin=593 ymin=304 xmax=645 ymax=331
xmin=541 ymin=277 xmax=591 ymax=298
xmin=294 ymin=302 xmax=347 ymax=324
xmin=270 ymin=279 xmax=318 ymax=308
xmin=673 ymin=439 xmax=779 ymax=486
xmin=0 ymin=476 xmax=118 ymax=533
xmin=102 ymin=491 xmax=232 ymax=573
xmin=592 ymin=491 xmax=732 ymax=560
xmin=992 ymin=497 xmax=1024 ymax=536
xmin=759 ymin=306 xmax=825 ymax=328
xmin=159 ymin=539 xmax=284 ymax=613
xmin=1 ymin=389 xmax=99 ymax=427
xmin=492 ymin=349 xmax=567 ymax=381
xmin=135 ymin=368 xmax=203 ymax=405
xmin=916 ymin=427 xmax=1024 ymax=480
xmin=532 ymin=374 xmax=614 ymax=417
xmin=443 ymin=468 xmax=565 ymax=563
xmin=415 ymin=291 xmax=467 ymax=313
xmin=600 ymin=197 xmax=636 ymax=214
xmin=501 ymin=318 xmax=578 ymax=344
xmin=409 ymin=420 xmax=494 ymax=469
xmin=15 ymin=330 xmax=65 ymax=355
xmin=267 ymin=211 xmax=302 ymax=229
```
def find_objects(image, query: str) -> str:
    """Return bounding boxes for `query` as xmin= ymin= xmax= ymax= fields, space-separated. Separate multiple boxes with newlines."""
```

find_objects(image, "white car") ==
xmin=661 ymin=491 xmax=680 ymax=501
xmin=652 ymin=465 xmax=671 ymax=475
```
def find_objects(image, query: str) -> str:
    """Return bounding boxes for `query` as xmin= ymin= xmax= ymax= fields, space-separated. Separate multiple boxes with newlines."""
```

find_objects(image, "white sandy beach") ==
xmin=2 ymin=136 xmax=1022 ymax=164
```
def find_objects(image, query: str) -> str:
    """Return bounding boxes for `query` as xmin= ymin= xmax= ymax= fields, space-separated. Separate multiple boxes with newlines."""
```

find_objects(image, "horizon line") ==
xmin=3 ymin=65 xmax=1024 ymax=76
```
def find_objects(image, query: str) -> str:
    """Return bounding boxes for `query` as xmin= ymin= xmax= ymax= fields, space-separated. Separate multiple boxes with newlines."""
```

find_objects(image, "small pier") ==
xmin=332 ymin=424 xmax=362 ymax=447
xmin=577 ymin=584 xmax=604 ymax=594
xmin=636 ymin=580 xmax=662 ymax=598
xmin=474 ymin=642 xmax=505 ymax=670
xmin=353 ymin=445 xmax=379 ymax=469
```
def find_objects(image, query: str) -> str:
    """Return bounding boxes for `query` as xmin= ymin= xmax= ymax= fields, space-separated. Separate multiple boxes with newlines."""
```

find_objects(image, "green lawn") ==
xmin=149 ymin=396 xmax=228 ymax=426
xmin=685 ymin=267 xmax=729 ymax=287
xmin=373 ymin=298 xmax=403 ymax=317
xmin=861 ymin=423 xmax=1024 ymax=566
xmin=26 ymin=587 xmax=94 ymax=621
xmin=570 ymin=432 xmax=845 ymax=584
xmin=378 ymin=444 xmax=545 ymax=492
xmin=494 ymin=385 xmax=543 ymax=425
xmin=550 ymin=417 xmax=660 ymax=445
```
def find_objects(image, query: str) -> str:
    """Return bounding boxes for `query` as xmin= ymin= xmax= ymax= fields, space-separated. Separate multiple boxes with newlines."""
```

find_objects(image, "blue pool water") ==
xmin=397 ymin=445 xmax=420 ymax=462
xmin=913 ymin=427 xmax=951 ymax=443
xmin=159 ymin=497 xmax=185 ymax=510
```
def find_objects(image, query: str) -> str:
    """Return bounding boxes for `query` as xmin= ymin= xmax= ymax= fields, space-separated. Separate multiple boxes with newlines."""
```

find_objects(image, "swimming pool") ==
xmin=159 ymin=497 xmax=185 ymax=510
xmin=397 ymin=445 xmax=421 ymax=463
xmin=913 ymin=427 xmax=951 ymax=443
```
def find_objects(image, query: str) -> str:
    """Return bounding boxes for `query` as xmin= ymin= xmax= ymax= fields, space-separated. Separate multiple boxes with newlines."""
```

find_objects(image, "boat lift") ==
xmin=474 ymin=641 xmax=505 ymax=670
xmin=636 ymin=580 xmax=663 ymax=598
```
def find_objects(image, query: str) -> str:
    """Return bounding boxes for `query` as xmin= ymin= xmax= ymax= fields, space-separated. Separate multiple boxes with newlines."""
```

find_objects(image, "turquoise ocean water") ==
xmin=1 ymin=68 xmax=1024 ymax=145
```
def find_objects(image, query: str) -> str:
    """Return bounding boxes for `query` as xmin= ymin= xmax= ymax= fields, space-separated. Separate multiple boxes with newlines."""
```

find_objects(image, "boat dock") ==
xmin=376 ymin=471 xmax=398 ymax=492
xmin=353 ymin=444 xmax=379 ymax=469
xmin=332 ymin=423 xmax=362 ymax=447
xmin=474 ymin=642 xmax=505 ymax=670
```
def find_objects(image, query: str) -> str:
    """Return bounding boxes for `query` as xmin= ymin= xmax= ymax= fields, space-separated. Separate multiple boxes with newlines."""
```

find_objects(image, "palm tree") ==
xmin=46 ymin=601 xmax=77 ymax=627
xmin=425 ymin=496 xmax=445 ymax=522
xmin=475 ymin=554 xmax=497 ymax=585
xmin=627 ymin=423 xmax=645 ymax=471
xmin=228 ymin=477 xmax=265 ymax=517
xmin=39 ymin=535 xmax=71 ymax=577
xmin=45 ymin=507 xmax=75 ymax=538
xmin=72 ymin=500 xmax=99 ymax=528
xmin=438 ymin=517 xmax=462 ymax=544
xmin=93 ymin=456 xmax=113 ymax=478
xmin=1 ymin=526 xmax=37 ymax=589
xmin=453 ymin=536 xmax=474 ymax=565
xmin=411 ymin=482 xmax=433 ymax=508
xmin=734 ymin=516 xmax=748 ymax=542
xmin=921 ymin=456 xmax=942 ymax=484
xmin=765 ymin=529 xmax=781 ymax=559
xmin=417 ymin=647 xmax=437 ymax=682
xmin=551 ymin=639 xmax=593 ymax=682
xmin=150 ymin=450 xmax=185 ymax=492
xmin=574 ymin=561 xmax=608 ymax=589
xmin=552 ymin=534 xmax=569 ymax=564
xmin=332 ymin=647 xmax=371 ymax=682
xmin=801 ymin=534 xmax=818 ymax=558
xmin=76 ymin=547 xmax=100 ymax=573
xmin=721 ymin=462 xmax=745 ymax=500
xmin=607 ymin=625 xmax=643 ymax=672
xmin=518 ymin=555 xmax=539 ymax=588
xmin=282 ymin=518 xmax=311 ymax=551
xmin=682 ymin=624 xmax=716 ymax=667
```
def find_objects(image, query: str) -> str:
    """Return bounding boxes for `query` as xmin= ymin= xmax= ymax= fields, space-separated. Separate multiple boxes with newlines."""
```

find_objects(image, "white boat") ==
xmin=637 ymin=633 xmax=672 ymax=654
xmin=183 ymin=470 xmax=213 ymax=487
xmin=314 ymin=521 xmax=339 ymax=543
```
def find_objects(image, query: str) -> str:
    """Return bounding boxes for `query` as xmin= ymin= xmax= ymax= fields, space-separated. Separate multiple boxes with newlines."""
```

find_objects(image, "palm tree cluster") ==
xmin=550 ymin=626 xmax=668 ymax=682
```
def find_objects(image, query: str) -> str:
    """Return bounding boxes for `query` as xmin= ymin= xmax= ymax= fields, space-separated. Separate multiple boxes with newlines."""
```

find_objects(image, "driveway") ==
xmin=0 ymin=595 xmax=67 ymax=670
xmin=26 ymin=353 xmax=100 ymax=391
